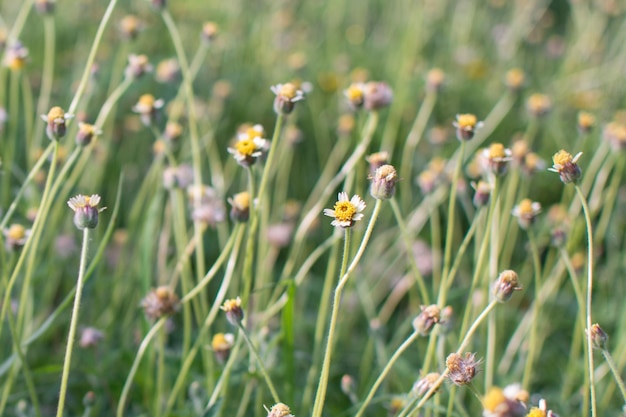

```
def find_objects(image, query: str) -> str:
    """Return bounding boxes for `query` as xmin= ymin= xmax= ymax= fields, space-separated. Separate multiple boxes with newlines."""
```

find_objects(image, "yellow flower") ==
xmin=548 ymin=149 xmax=582 ymax=184
xmin=323 ymin=192 xmax=366 ymax=228
xmin=227 ymin=124 xmax=269 ymax=167
xmin=453 ymin=113 xmax=483 ymax=140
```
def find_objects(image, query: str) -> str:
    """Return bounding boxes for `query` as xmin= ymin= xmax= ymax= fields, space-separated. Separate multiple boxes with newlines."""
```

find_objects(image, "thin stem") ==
xmin=354 ymin=331 xmax=420 ymax=417
xmin=56 ymin=228 xmax=91 ymax=417
xmin=32 ymin=16 xmax=55 ymax=153
xmin=521 ymin=228 xmax=542 ymax=390
xmin=575 ymin=184 xmax=596 ymax=417
xmin=601 ymin=348 xmax=626 ymax=403
xmin=312 ymin=200 xmax=383 ymax=417
xmin=241 ymin=166 xmax=258 ymax=305
xmin=237 ymin=323 xmax=280 ymax=403
xmin=441 ymin=140 xmax=466 ymax=282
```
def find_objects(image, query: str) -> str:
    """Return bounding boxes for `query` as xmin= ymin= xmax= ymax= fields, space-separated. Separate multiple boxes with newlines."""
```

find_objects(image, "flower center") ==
xmin=456 ymin=114 xmax=477 ymax=129
xmin=333 ymin=201 xmax=357 ymax=222
xmin=138 ymin=94 xmax=155 ymax=108
xmin=488 ymin=143 xmax=506 ymax=159
xmin=346 ymin=84 xmax=364 ymax=101
xmin=482 ymin=387 xmax=506 ymax=412
xmin=552 ymin=150 xmax=572 ymax=166
xmin=279 ymin=83 xmax=297 ymax=99
xmin=518 ymin=199 xmax=534 ymax=215
xmin=246 ymin=127 xmax=262 ymax=139
xmin=235 ymin=138 xmax=257 ymax=156
xmin=47 ymin=106 xmax=65 ymax=123
xmin=7 ymin=224 xmax=26 ymax=240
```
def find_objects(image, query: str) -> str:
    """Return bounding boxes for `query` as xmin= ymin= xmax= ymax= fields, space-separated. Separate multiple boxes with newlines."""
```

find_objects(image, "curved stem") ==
xmin=575 ymin=185 xmax=596 ymax=417
xmin=441 ymin=140 xmax=466 ymax=282
xmin=56 ymin=228 xmax=91 ymax=417
xmin=521 ymin=228 xmax=542 ymax=390
xmin=601 ymin=348 xmax=626 ymax=403
xmin=237 ymin=323 xmax=280 ymax=403
xmin=32 ymin=16 xmax=55 ymax=153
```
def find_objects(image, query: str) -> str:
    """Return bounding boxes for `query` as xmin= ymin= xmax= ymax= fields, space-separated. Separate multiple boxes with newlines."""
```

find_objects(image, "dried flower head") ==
xmin=79 ymin=327 xmax=104 ymax=348
xmin=323 ymin=192 xmax=366 ymax=228
xmin=41 ymin=106 xmax=73 ymax=140
xmin=3 ymin=42 xmax=29 ymax=71
xmin=505 ymin=68 xmax=525 ymax=92
xmin=548 ymin=150 xmax=582 ymax=184
xmin=119 ymin=15 xmax=143 ymax=40
xmin=228 ymin=124 xmax=269 ymax=167
xmin=228 ymin=191 xmax=251 ymax=222
xmin=125 ymin=54 xmax=153 ymax=79
xmin=211 ymin=332 xmax=234 ymax=362
xmin=577 ymin=111 xmax=595 ymax=134
xmin=492 ymin=270 xmax=522 ymax=302
xmin=446 ymin=352 xmax=482 ymax=386
xmin=271 ymin=83 xmax=305 ymax=115
xmin=76 ymin=122 xmax=102 ymax=146
xmin=587 ymin=323 xmax=608 ymax=350
xmin=472 ymin=180 xmax=492 ymax=208
xmin=482 ymin=143 xmax=512 ymax=176
xmin=221 ymin=297 xmax=243 ymax=325
xmin=412 ymin=305 xmax=441 ymax=336
xmin=512 ymin=199 xmax=541 ymax=229
xmin=363 ymin=81 xmax=393 ymax=111
xmin=3 ymin=224 xmax=31 ymax=252
xmin=344 ymin=83 xmax=366 ymax=109
xmin=369 ymin=164 xmax=398 ymax=200
xmin=453 ymin=114 xmax=483 ymax=141
xmin=132 ymin=94 xmax=164 ymax=126
xmin=141 ymin=286 xmax=180 ymax=320
xmin=202 ymin=22 xmax=219 ymax=42
xmin=526 ymin=94 xmax=552 ymax=118
xmin=413 ymin=372 xmax=441 ymax=398
xmin=265 ymin=403 xmax=294 ymax=417
xmin=67 ymin=194 xmax=106 ymax=230
xmin=426 ymin=68 xmax=446 ymax=92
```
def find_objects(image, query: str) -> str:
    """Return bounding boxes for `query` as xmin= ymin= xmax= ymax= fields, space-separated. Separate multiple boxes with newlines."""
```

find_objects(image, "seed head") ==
xmin=141 ymin=286 xmax=180 ymax=320
xmin=363 ymin=81 xmax=393 ymax=111
xmin=266 ymin=403 xmax=294 ymax=417
xmin=67 ymin=194 xmax=106 ymax=230
xmin=413 ymin=372 xmax=441 ymax=398
xmin=492 ymin=270 xmax=522 ymax=302
xmin=446 ymin=352 xmax=482 ymax=386
xmin=412 ymin=304 xmax=441 ymax=336
xmin=369 ymin=164 xmax=398 ymax=200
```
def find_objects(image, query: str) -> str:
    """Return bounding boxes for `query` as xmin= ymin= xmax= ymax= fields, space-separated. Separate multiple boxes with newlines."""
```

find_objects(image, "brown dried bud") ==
xmin=492 ymin=270 xmax=522 ymax=302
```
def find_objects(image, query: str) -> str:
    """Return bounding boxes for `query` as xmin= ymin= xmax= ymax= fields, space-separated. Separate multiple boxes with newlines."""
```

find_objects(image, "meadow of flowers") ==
xmin=1 ymin=0 xmax=626 ymax=417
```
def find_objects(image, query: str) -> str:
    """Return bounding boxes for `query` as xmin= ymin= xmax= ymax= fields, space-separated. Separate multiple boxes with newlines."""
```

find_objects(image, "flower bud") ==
xmin=412 ymin=305 xmax=441 ymax=336
xmin=67 ymin=194 xmax=105 ymax=230
xmin=453 ymin=114 xmax=482 ymax=141
xmin=492 ymin=270 xmax=522 ymax=302
xmin=271 ymin=83 xmax=304 ymax=115
xmin=369 ymin=164 xmax=398 ymax=200
xmin=228 ymin=192 xmax=251 ymax=222
xmin=211 ymin=332 xmax=234 ymax=363
xmin=221 ymin=297 xmax=244 ymax=326
xmin=42 ymin=106 xmax=73 ymax=141
xmin=587 ymin=323 xmax=608 ymax=350
xmin=363 ymin=81 xmax=393 ymax=111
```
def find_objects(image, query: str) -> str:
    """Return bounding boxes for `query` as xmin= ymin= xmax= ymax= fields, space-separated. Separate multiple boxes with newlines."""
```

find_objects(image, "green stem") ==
xmin=601 ymin=348 xmax=626 ymax=403
xmin=389 ymin=197 xmax=430 ymax=304
xmin=241 ymin=166 xmax=258 ymax=305
xmin=441 ymin=140 xmax=466 ymax=282
xmin=521 ymin=228 xmax=542 ymax=390
xmin=56 ymin=228 xmax=91 ymax=417
xmin=32 ymin=16 xmax=55 ymax=153
xmin=312 ymin=200 xmax=383 ymax=417
xmin=237 ymin=323 xmax=280 ymax=403
xmin=575 ymin=184 xmax=596 ymax=417
xmin=354 ymin=331 xmax=420 ymax=417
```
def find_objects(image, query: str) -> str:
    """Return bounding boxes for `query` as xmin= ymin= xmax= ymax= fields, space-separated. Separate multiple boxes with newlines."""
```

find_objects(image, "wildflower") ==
xmin=366 ymin=151 xmax=390 ymax=175
xmin=363 ymin=81 xmax=393 ymax=111
xmin=141 ymin=286 xmax=180 ymax=320
xmin=125 ymin=54 xmax=153 ymax=79
xmin=119 ymin=15 xmax=143 ymax=40
xmin=76 ymin=122 xmax=102 ymax=146
xmin=271 ymin=82 xmax=305 ymax=115
xmin=482 ymin=143 xmax=512 ymax=176
xmin=505 ymin=68 xmax=525 ymax=92
xmin=439 ymin=306 xmax=455 ymax=334
xmin=201 ymin=22 xmax=219 ymax=42
xmin=417 ymin=170 xmax=439 ymax=195
xmin=492 ymin=270 xmax=522 ymax=302
xmin=323 ymin=192 xmax=366 ymax=228
xmin=34 ymin=0 xmax=55 ymax=14
xmin=446 ymin=352 xmax=482 ymax=386
xmin=227 ymin=125 xmax=269 ymax=167
xmin=526 ymin=399 xmax=557 ymax=417
xmin=577 ymin=111 xmax=595 ymax=134
xmin=67 ymin=194 xmax=106 ymax=230
xmin=337 ymin=114 xmax=356 ymax=137
xmin=453 ymin=114 xmax=483 ymax=141
xmin=3 ymin=224 xmax=30 ymax=252
xmin=155 ymin=58 xmax=180 ymax=83
xmin=412 ymin=305 xmax=441 ymax=336
xmin=132 ymin=94 xmax=164 ymax=126
xmin=369 ymin=164 xmax=398 ymax=200
xmin=41 ymin=106 xmax=73 ymax=140
xmin=482 ymin=385 xmax=527 ymax=417
xmin=413 ymin=372 xmax=441 ymax=398
xmin=522 ymin=153 xmax=546 ymax=176
xmin=164 ymin=122 xmax=183 ymax=143
xmin=3 ymin=42 xmax=28 ymax=71
xmin=587 ymin=323 xmax=608 ymax=350
xmin=267 ymin=223 xmax=294 ymax=248
xmin=426 ymin=68 xmax=445 ymax=93
xmin=55 ymin=234 xmax=77 ymax=258
xmin=228 ymin=191 xmax=251 ymax=222
xmin=221 ymin=297 xmax=243 ymax=326
xmin=511 ymin=139 xmax=529 ymax=165
xmin=526 ymin=94 xmax=552 ymax=118
xmin=602 ymin=122 xmax=626 ymax=151
xmin=79 ymin=327 xmax=104 ymax=348
xmin=472 ymin=180 xmax=491 ymax=208
xmin=340 ymin=374 xmax=357 ymax=398
xmin=548 ymin=149 xmax=582 ymax=184
xmin=512 ymin=199 xmax=541 ymax=229
xmin=266 ymin=403 xmax=294 ymax=417
xmin=187 ymin=184 xmax=226 ymax=225
xmin=211 ymin=332 xmax=234 ymax=363
xmin=344 ymin=83 xmax=365 ymax=109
